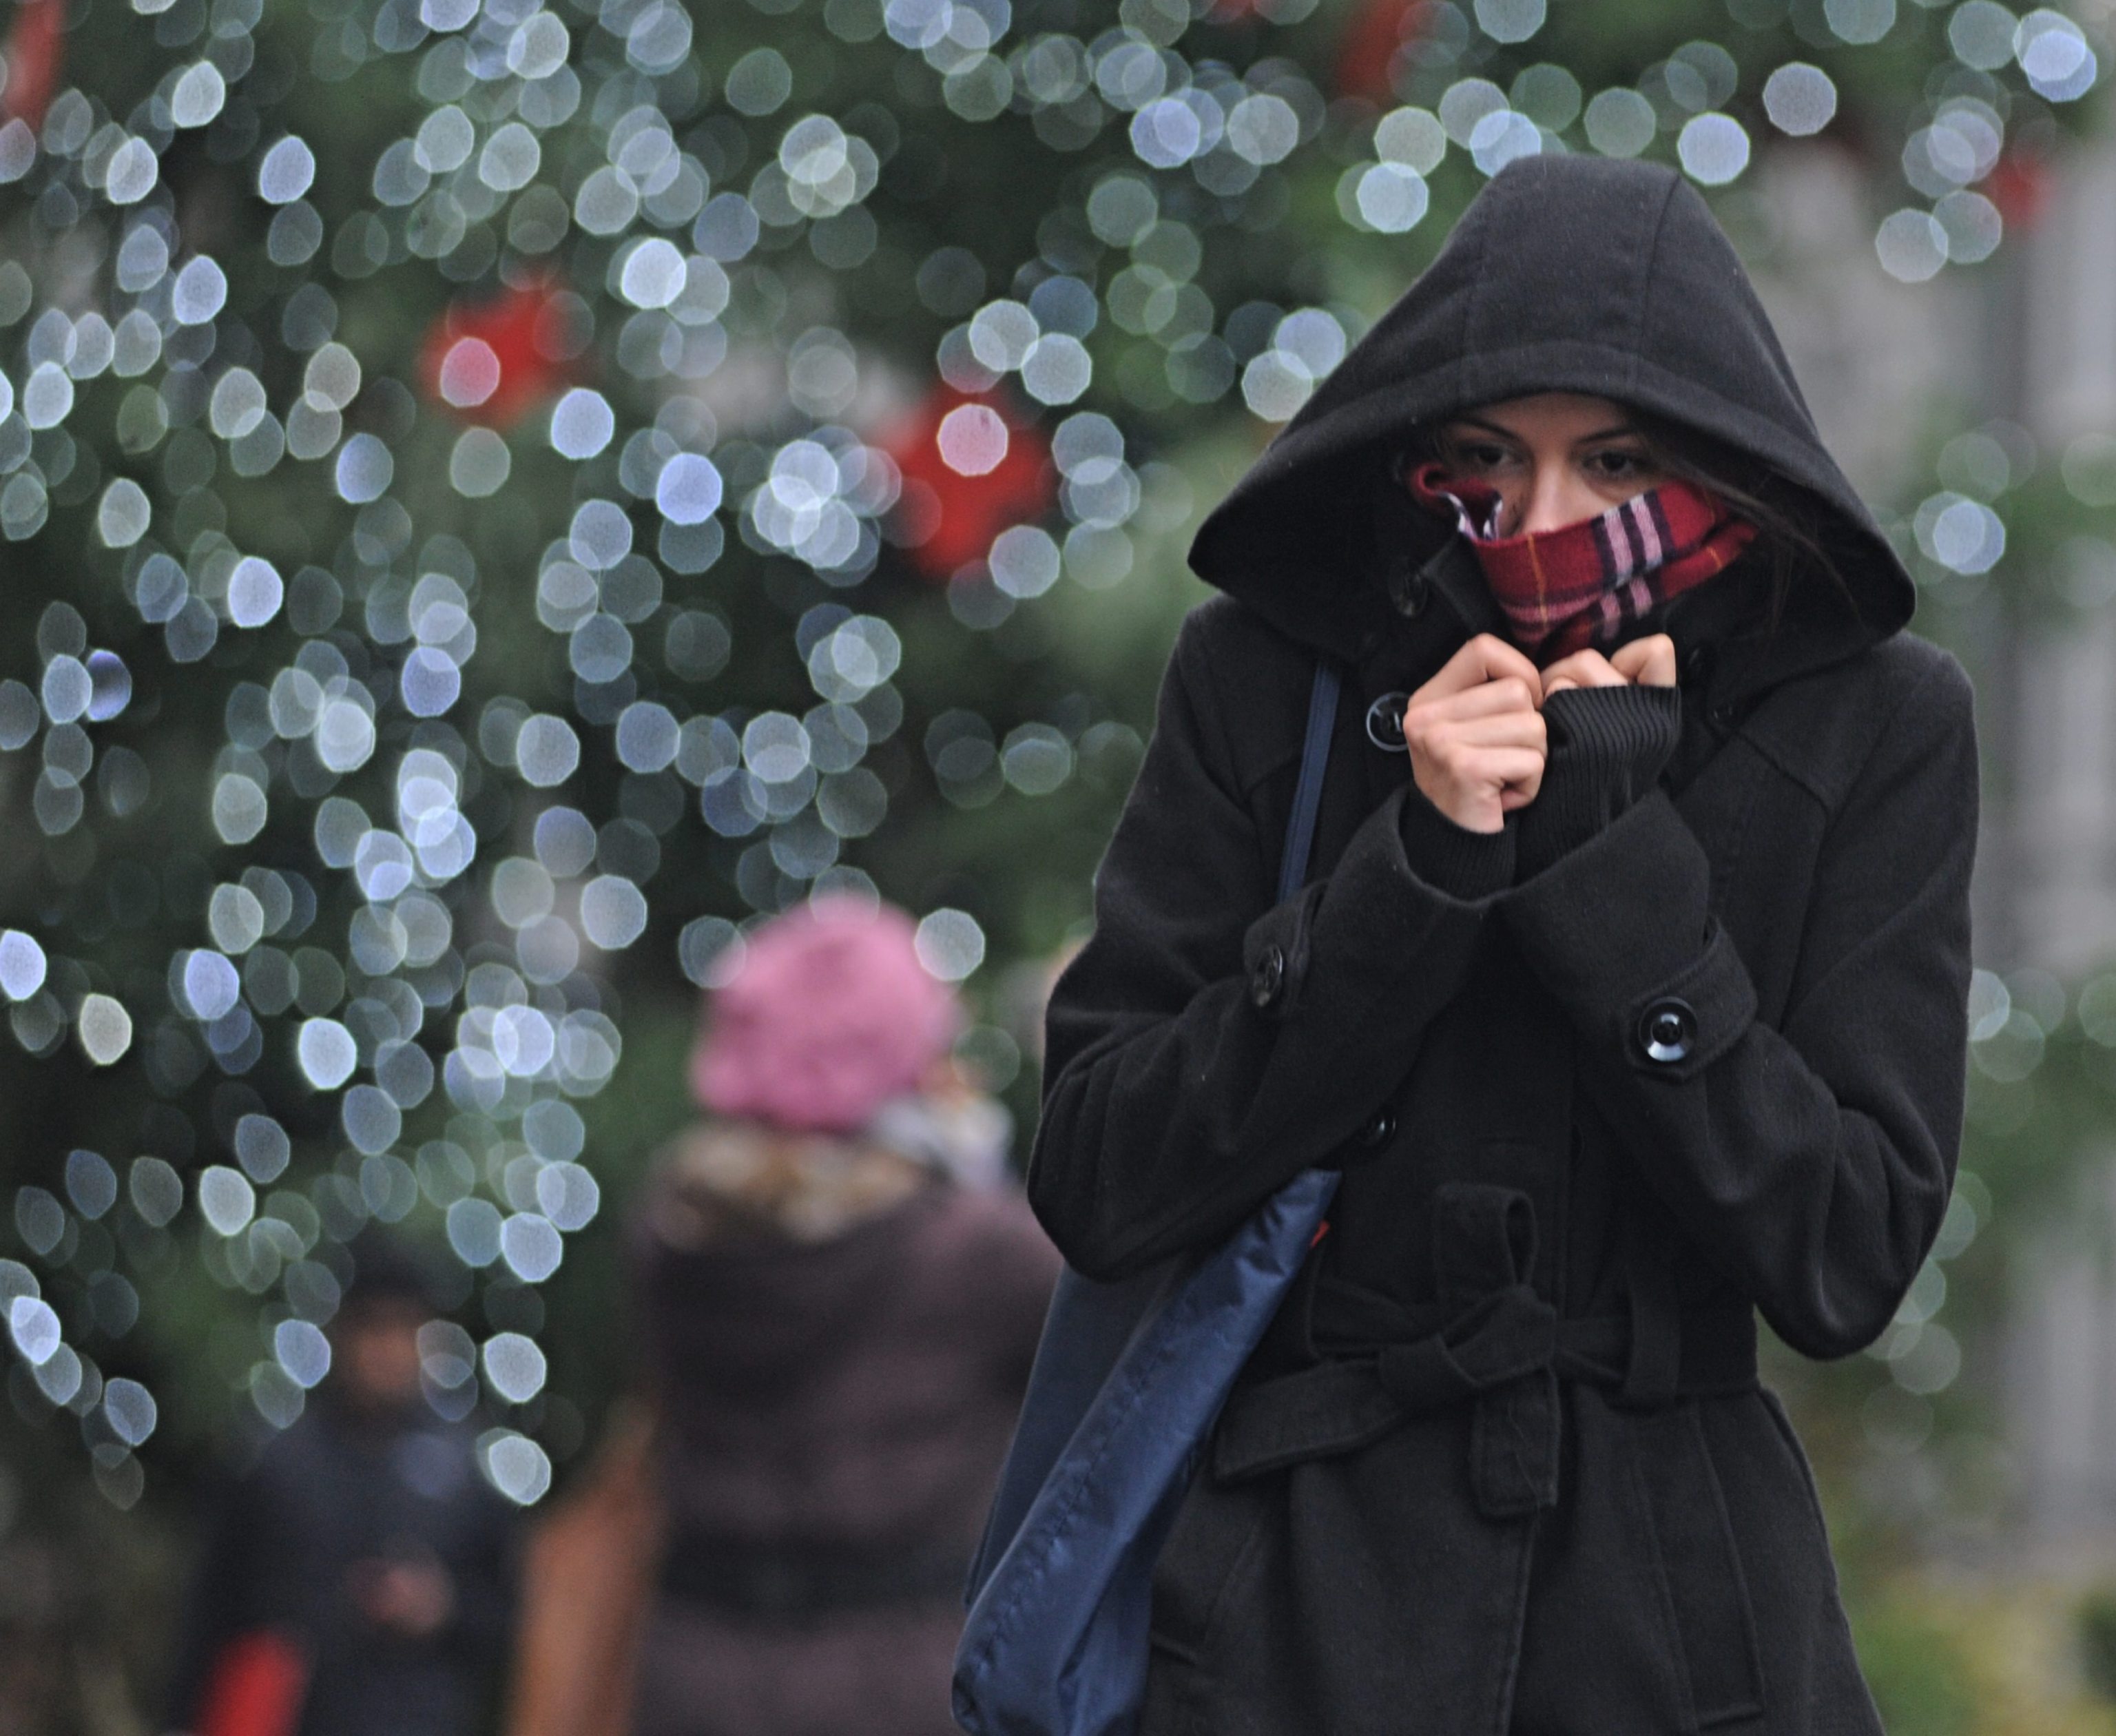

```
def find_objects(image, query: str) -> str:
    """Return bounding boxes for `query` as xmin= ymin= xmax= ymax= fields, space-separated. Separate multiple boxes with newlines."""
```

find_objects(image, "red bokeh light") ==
xmin=1984 ymin=149 xmax=2052 ymax=231
xmin=883 ymin=385 xmax=1056 ymax=581
xmin=1336 ymin=0 xmax=1430 ymax=103
xmin=3 ymin=0 xmax=66 ymax=134
xmin=416 ymin=276 xmax=578 ymax=429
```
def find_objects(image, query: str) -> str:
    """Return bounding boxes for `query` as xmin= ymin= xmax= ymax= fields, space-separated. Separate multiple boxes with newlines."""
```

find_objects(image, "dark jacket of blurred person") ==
xmin=627 ymin=896 xmax=1059 ymax=1736
xmin=167 ymin=1233 xmax=517 ymax=1736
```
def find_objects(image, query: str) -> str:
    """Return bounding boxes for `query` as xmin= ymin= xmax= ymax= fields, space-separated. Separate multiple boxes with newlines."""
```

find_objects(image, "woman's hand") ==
xmin=1401 ymin=634 xmax=1546 ymax=834
xmin=1610 ymin=634 xmax=1677 ymax=688
xmin=1539 ymin=633 xmax=1677 ymax=697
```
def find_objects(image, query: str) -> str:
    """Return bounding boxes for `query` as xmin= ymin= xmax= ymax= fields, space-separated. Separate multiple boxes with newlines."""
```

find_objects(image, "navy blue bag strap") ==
xmin=1280 ymin=661 xmax=1341 ymax=902
xmin=955 ymin=659 xmax=1346 ymax=1735
xmin=962 ymin=658 xmax=1343 ymax=1608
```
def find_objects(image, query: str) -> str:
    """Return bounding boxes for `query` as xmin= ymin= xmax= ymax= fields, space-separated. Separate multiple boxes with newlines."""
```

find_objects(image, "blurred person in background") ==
xmin=165 ymin=1230 xmax=517 ymax=1736
xmin=627 ymin=893 xmax=1059 ymax=1736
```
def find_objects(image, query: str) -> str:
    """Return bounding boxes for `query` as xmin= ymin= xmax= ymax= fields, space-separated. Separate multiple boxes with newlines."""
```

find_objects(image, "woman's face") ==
xmin=1438 ymin=393 xmax=1666 ymax=539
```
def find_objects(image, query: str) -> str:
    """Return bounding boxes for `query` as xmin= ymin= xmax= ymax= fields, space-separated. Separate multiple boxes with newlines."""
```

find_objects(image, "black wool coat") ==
xmin=1028 ymin=157 xmax=1976 ymax=1735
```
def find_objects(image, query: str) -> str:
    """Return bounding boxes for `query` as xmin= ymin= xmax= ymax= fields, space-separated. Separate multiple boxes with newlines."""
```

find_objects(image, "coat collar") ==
xmin=1351 ymin=534 xmax=1884 ymax=750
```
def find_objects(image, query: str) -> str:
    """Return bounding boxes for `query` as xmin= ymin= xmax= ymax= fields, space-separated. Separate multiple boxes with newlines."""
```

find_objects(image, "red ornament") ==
xmin=3 ymin=0 xmax=65 ymax=134
xmin=883 ymin=385 xmax=1055 ymax=581
xmin=1335 ymin=0 xmax=1429 ymax=103
xmin=417 ymin=276 xmax=576 ymax=428
xmin=1984 ymin=150 xmax=2051 ymax=232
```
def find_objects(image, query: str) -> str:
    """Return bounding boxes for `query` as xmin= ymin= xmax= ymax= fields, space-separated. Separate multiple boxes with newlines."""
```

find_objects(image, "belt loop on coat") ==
xmin=1431 ymin=1184 xmax=1562 ymax=1516
xmin=1619 ymin=1214 xmax=1682 ymax=1410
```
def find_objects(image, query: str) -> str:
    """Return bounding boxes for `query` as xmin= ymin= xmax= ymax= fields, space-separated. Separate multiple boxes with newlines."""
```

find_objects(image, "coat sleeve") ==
xmin=1500 ymin=653 xmax=1976 ymax=1358
xmin=1028 ymin=613 xmax=1513 ymax=1280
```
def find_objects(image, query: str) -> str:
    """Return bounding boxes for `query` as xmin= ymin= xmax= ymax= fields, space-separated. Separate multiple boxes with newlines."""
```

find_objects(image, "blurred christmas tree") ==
xmin=0 ymin=0 xmax=2097 ymax=1515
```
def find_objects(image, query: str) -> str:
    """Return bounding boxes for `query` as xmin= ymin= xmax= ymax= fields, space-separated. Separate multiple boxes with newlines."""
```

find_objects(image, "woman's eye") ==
xmin=1452 ymin=442 xmax=1512 ymax=471
xmin=1586 ymin=448 xmax=1654 ymax=480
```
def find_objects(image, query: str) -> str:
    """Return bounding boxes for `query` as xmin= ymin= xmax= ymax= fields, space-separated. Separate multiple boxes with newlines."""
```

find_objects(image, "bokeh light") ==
xmin=0 ymin=0 xmax=2091 ymax=1554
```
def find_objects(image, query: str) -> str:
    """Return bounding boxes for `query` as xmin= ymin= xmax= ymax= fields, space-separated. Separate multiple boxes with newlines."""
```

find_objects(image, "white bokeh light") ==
xmin=499 ymin=1213 xmax=563 ymax=1282
xmin=915 ymin=908 xmax=986 ymax=981
xmin=257 ymin=136 xmax=316 ymax=203
xmin=481 ymin=1430 xmax=552 ymax=1504
xmin=580 ymin=876 xmax=649 ymax=949
xmin=437 ymin=338 xmax=501 ymax=408
xmin=515 ymin=715 xmax=581 ymax=787
xmin=77 ymin=995 xmax=132 ymax=1065
xmin=197 ymin=1166 xmax=256 ymax=1237
xmin=275 ymin=1321 xmax=332 ymax=1388
xmin=297 ymin=1018 xmax=358 ymax=1088
xmin=937 ymin=404 xmax=1009 ymax=476
xmin=0 ymin=931 xmax=47 ymax=1001
xmin=98 ymin=479 xmax=150 ymax=548
xmin=227 ymin=557 xmax=284 ymax=628
xmin=550 ymin=389 xmax=614 ymax=459
xmin=482 ymin=1332 xmax=548 ymax=1403
xmin=1762 ymin=63 xmax=1837 ymax=136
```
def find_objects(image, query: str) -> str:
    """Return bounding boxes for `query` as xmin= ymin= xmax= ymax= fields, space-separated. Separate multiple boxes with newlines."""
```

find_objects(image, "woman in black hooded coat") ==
xmin=1026 ymin=156 xmax=1975 ymax=1733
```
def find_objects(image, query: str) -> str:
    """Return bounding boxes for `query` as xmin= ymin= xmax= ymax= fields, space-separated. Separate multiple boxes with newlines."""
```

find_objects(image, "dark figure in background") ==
xmin=167 ymin=1232 xmax=517 ymax=1736
xmin=630 ymin=896 xmax=1059 ymax=1736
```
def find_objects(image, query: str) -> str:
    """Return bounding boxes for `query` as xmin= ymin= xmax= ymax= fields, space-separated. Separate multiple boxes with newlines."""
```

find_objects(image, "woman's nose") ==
xmin=1514 ymin=463 xmax=1606 ymax=537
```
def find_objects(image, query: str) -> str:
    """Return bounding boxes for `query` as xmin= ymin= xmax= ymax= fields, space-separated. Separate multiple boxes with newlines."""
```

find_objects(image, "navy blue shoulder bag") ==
xmin=953 ymin=663 xmax=1343 ymax=1736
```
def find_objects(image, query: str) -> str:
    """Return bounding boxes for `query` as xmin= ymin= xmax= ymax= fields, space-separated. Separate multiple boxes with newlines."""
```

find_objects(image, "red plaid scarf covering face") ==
xmin=1405 ymin=462 xmax=1759 ymax=663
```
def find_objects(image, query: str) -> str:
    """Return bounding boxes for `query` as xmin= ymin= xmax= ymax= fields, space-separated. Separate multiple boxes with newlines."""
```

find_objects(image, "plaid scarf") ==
xmin=1406 ymin=462 xmax=1757 ymax=663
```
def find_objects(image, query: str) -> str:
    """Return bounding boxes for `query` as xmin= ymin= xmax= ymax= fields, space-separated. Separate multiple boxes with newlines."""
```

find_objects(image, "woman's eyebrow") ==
xmin=1447 ymin=415 xmax=1519 ymax=441
xmin=1575 ymin=424 xmax=1643 ymax=444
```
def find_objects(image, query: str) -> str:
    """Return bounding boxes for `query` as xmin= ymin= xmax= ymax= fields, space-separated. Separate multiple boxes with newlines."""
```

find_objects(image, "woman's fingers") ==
xmin=1407 ymin=676 xmax=1539 ymax=726
xmin=1407 ymin=686 xmax=1546 ymax=832
xmin=1415 ymin=727 xmax=1537 ymax=789
xmin=1610 ymin=633 xmax=1677 ymax=687
xmin=1413 ymin=633 xmax=1545 ymax=705
xmin=1537 ymin=635 xmax=1676 ymax=696
xmin=1482 ymin=748 xmax=1545 ymax=807
xmin=1404 ymin=642 xmax=1546 ymax=836
xmin=1538 ymin=649 xmax=1624 ymax=699
xmin=1440 ymin=710 xmax=1548 ymax=751
xmin=1401 ymin=630 xmax=1677 ymax=828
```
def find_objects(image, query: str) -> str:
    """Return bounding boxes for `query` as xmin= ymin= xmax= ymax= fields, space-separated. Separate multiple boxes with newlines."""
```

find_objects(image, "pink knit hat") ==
xmin=689 ymin=897 xmax=962 ymax=1133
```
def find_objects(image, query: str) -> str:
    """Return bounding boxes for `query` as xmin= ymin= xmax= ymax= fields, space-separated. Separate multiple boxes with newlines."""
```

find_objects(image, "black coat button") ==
xmin=1356 ymin=1106 xmax=1397 ymax=1148
xmin=1249 ymin=945 xmax=1286 ymax=1009
xmin=1637 ymin=998 xmax=1697 ymax=1064
xmin=1365 ymin=693 xmax=1410 ymax=752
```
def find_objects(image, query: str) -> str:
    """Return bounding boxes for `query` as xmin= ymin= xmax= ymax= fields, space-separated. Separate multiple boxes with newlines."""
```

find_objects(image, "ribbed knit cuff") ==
xmin=1400 ymin=787 xmax=1517 ymax=900
xmin=1515 ymin=684 xmax=1682 ymax=881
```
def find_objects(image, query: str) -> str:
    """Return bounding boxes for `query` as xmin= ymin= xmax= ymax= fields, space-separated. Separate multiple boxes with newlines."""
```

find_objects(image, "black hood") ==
xmin=1190 ymin=154 xmax=1916 ymax=663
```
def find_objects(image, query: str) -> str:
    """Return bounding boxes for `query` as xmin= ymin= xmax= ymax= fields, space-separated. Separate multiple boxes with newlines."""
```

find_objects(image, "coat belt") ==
xmin=1210 ymin=1183 xmax=1757 ymax=1518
